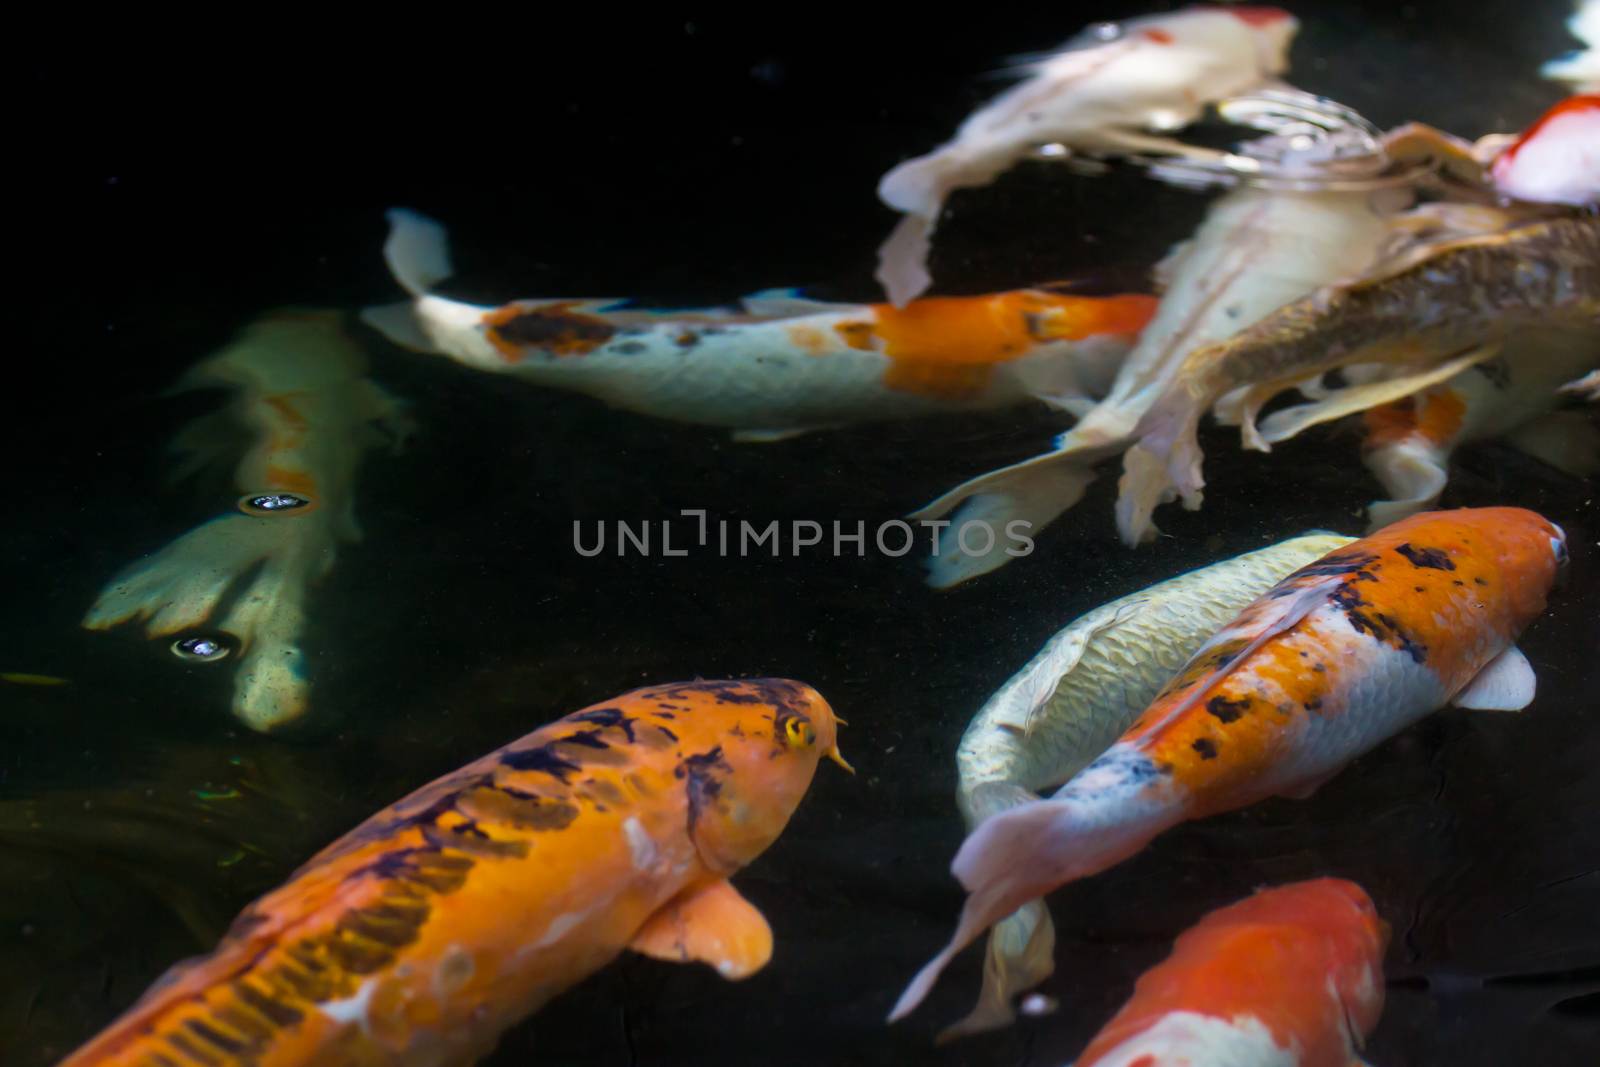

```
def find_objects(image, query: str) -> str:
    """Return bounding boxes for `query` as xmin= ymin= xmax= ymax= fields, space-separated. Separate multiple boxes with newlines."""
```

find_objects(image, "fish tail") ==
xmin=914 ymin=457 xmax=1098 ymax=588
xmin=382 ymin=208 xmax=455 ymax=296
xmin=889 ymin=795 xmax=1168 ymax=1023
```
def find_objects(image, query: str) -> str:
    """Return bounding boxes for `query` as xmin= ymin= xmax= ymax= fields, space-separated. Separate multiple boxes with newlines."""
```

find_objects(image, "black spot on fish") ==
xmin=184 ymin=1018 xmax=248 ymax=1055
xmin=500 ymin=744 xmax=582 ymax=781
xmin=1192 ymin=738 xmax=1218 ymax=760
xmin=1396 ymin=543 xmax=1455 ymax=570
xmin=1415 ymin=586 xmax=1426 ymax=593
xmin=490 ymin=307 xmax=616 ymax=354
xmin=166 ymin=1030 xmax=223 ymax=1066
xmin=233 ymin=982 xmax=303 ymax=1027
xmin=1474 ymin=577 xmax=1488 ymax=586
xmin=573 ymin=706 xmax=636 ymax=741
xmin=1207 ymin=695 xmax=1250 ymax=723
xmin=1305 ymin=697 xmax=1323 ymax=713
xmin=560 ymin=729 xmax=610 ymax=750
xmin=678 ymin=746 xmax=730 ymax=838
xmin=656 ymin=724 xmax=679 ymax=743
xmin=1293 ymin=552 xmax=1380 ymax=578
xmin=1453 ymin=579 xmax=1465 ymax=586
xmin=1313 ymin=662 xmax=1326 ymax=673
xmin=612 ymin=341 xmax=647 ymax=355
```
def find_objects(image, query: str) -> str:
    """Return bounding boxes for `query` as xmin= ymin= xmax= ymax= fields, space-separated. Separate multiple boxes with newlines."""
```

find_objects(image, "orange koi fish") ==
xmin=1072 ymin=879 xmax=1388 ymax=1067
xmin=63 ymin=679 xmax=849 ymax=1067
xmin=891 ymin=508 xmax=1565 ymax=1023
xmin=365 ymin=210 xmax=1155 ymax=442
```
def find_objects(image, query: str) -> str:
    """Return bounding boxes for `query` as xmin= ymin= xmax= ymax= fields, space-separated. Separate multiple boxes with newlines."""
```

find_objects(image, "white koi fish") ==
xmin=913 ymin=183 xmax=1395 ymax=587
xmin=874 ymin=6 xmax=1298 ymax=307
xmin=365 ymin=211 xmax=1155 ymax=442
xmin=892 ymin=507 xmax=1567 ymax=1026
xmin=949 ymin=531 xmax=1352 ymax=1039
xmin=875 ymin=5 xmax=1299 ymax=306
xmin=83 ymin=311 xmax=408 ymax=731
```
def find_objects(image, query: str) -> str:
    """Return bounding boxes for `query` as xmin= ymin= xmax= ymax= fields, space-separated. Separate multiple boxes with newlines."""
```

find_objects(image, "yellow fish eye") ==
xmin=782 ymin=717 xmax=816 ymax=748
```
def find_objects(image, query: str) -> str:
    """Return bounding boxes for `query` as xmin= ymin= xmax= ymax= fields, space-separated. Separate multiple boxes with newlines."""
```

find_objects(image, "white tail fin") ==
xmin=383 ymin=208 xmax=455 ymax=296
xmin=888 ymin=794 xmax=1171 ymax=1023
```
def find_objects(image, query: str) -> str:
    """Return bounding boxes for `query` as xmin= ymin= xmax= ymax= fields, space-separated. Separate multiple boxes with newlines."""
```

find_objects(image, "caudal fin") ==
xmin=383 ymin=208 xmax=455 ymax=296
xmin=888 ymin=795 xmax=1167 ymax=1023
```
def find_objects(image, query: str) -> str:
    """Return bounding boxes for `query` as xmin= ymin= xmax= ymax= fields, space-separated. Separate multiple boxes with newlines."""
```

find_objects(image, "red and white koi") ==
xmin=82 ymin=311 xmax=408 ymax=731
xmin=890 ymin=507 xmax=1566 ymax=1024
xmin=1489 ymin=94 xmax=1600 ymax=206
xmin=61 ymin=679 xmax=848 ymax=1066
xmin=875 ymin=5 xmax=1298 ymax=305
xmin=1069 ymin=879 xmax=1388 ymax=1067
xmin=366 ymin=210 xmax=1155 ymax=442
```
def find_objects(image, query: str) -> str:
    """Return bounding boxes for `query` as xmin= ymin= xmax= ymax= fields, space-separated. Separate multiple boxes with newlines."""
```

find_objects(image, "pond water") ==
xmin=5 ymin=2 xmax=1596 ymax=1064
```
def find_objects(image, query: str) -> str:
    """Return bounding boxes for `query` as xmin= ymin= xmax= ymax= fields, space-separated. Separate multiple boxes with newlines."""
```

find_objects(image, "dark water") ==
xmin=6 ymin=2 xmax=1597 ymax=1064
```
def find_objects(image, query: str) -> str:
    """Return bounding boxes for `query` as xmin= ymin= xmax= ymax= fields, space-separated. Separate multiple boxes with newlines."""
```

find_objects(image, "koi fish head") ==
xmin=1490 ymin=95 xmax=1600 ymax=206
xmin=663 ymin=679 xmax=848 ymax=874
xmin=1254 ymin=878 xmax=1390 ymax=1039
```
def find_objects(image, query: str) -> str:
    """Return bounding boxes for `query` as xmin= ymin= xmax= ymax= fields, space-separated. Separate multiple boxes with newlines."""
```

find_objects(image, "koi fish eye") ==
xmin=1550 ymin=524 xmax=1569 ymax=568
xmin=780 ymin=716 xmax=816 ymax=749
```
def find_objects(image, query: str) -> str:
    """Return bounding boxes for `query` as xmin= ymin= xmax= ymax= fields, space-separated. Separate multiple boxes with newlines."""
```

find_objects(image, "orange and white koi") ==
xmin=1544 ymin=1 xmax=1600 ymax=92
xmin=912 ymin=183 xmax=1395 ymax=586
xmin=1070 ymin=879 xmax=1388 ymax=1067
xmin=62 ymin=678 xmax=849 ymax=1067
xmin=874 ymin=5 xmax=1299 ymax=305
xmin=1361 ymin=342 xmax=1598 ymax=529
xmin=365 ymin=210 xmax=1155 ymax=442
xmin=82 ymin=311 xmax=408 ymax=731
xmin=890 ymin=507 xmax=1566 ymax=1023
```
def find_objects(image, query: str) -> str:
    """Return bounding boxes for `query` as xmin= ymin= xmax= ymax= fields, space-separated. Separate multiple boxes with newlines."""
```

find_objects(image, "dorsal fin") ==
xmin=1135 ymin=575 xmax=1344 ymax=744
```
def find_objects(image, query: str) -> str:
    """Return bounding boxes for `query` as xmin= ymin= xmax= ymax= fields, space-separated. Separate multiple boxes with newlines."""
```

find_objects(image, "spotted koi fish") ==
xmin=890 ymin=507 xmax=1566 ymax=1024
xmin=874 ymin=5 xmax=1298 ymax=305
xmin=1070 ymin=879 xmax=1388 ymax=1067
xmin=364 ymin=210 xmax=1155 ymax=443
xmin=62 ymin=679 xmax=849 ymax=1067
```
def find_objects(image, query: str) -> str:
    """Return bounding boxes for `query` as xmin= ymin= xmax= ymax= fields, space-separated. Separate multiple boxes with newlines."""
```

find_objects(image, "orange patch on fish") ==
xmin=1126 ymin=508 xmax=1562 ymax=799
xmin=785 ymin=324 xmax=832 ymax=355
xmin=1364 ymin=387 xmax=1467 ymax=448
xmin=1076 ymin=880 xmax=1388 ymax=1067
xmin=483 ymin=302 xmax=618 ymax=362
xmin=1226 ymin=5 xmax=1294 ymax=26
xmin=262 ymin=465 xmax=319 ymax=498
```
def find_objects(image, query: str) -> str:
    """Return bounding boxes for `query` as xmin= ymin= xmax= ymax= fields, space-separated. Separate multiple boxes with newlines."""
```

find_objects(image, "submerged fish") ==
xmin=62 ymin=679 xmax=848 ymax=1066
xmin=1361 ymin=340 xmax=1599 ymax=529
xmin=950 ymin=532 xmax=1352 ymax=1038
xmin=875 ymin=5 xmax=1298 ymax=305
xmin=82 ymin=311 xmax=408 ymax=731
xmin=366 ymin=210 xmax=1155 ymax=442
xmin=1119 ymin=214 xmax=1600 ymax=544
xmin=1488 ymin=94 xmax=1600 ymax=207
xmin=914 ymin=184 xmax=1394 ymax=586
xmin=1070 ymin=879 xmax=1388 ymax=1067
xmin=891 ymin=507 xmax=1566 ymax=1023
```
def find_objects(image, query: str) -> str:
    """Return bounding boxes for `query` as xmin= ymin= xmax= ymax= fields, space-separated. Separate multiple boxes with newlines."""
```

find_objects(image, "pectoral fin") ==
xmin=1452 ymin=645 xmax=1536 ymax=711
xmin=1256 ymin=344 xmax=1499 ymax=446
xmin=629 ymin=878 xmax=773 ymax=980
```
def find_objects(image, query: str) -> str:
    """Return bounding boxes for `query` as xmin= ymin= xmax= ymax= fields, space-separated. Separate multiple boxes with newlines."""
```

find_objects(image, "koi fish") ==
xmin=1361 ymin=341 xmax=1599 ymax=529
xmin=1069 ymin=879 xmax=1388 ymax=1067
xmin=365 ymin=210 xmax=1155 ymax=442
xmin=1544 ymin=1 xmax=1600 ymax=91
xmin=61 ymin=678 xmax=849 ymax=1067
xmin=83 ymin=311 xmax=408 ymax=731
xmin=890 ymin=507 xmax=1566 ymax=1024
xmin=1118 ymin=213 xmax=1600 ymax=545
xmin=913 ymin=183 xmax=1395 ymax=586
xmin=1489 ymin=94 xmax=1600 ymax=206
xmin=949 ymin=531 xmax=1352 ymax=1039
xmin=875 ymin=5 xmax=1299 ymax=305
